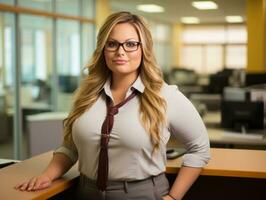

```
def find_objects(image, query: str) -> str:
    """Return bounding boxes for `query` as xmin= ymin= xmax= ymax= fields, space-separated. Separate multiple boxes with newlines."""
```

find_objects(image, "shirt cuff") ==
xmin=182 ymin=151 xmax=211 ymax=167
xmin=54 ymin=146 xmax=78 ymax=164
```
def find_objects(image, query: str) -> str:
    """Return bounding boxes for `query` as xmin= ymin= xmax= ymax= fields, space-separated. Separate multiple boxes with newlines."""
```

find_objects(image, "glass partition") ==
xmin=56 ymin=19 xmax=80 ymax=112
xmin=18 ymin=0 xmax=52 ymax=11
xmin=20 ymin=15 xmax=53 ymax=111
xmin=56 ymin=0 xmax=79 ymax=16
xmin=82 ymin=23 xmax=95 ymax=68
xmin=82 ymin=0 xmax=95 ymax=18
xmin=0 ymin=0 xmax=14 ymax=5
xmin=0 ymin=0 xmax=96 ymax=160
xmin=0 ymin=12 xmax=16 ymax=159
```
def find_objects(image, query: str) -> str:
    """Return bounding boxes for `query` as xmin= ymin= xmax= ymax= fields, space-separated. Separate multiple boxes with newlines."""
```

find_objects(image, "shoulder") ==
xmin=160 ymin=82 xmax=181 ymax=99
xmin=160 ymin=82 xmax=193 ymax=109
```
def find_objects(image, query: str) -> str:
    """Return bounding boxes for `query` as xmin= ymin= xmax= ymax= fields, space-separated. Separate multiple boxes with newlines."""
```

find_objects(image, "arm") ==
xmin=164 ymin=86 xmax=211 ymax=199
xmin=15 ymin=153 xmax=74 ymax=191
xmin=41 ymin=153 xmax=74 ymax=181
xmin=164 ymin=166 xmax=202 ymax=200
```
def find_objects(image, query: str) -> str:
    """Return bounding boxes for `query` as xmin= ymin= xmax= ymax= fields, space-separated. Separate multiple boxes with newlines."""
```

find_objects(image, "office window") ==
xmin=0 ymin=12 xmax=16 ymax=94
xmin=180 ymin=24 xmax=247 ymax=74
xmin=154 ymin=42 xmax=172 ymax=70
xmin=226 ymin=25 xmax=247 ymax=43
xmin=20 ymin=15 xmax=53 ymax=111
xmin=56 ymin=0 xmax=79 ymax=16
xmin=82 ymin=23 xmax=95 ymax=68
xmin=152 ymin=23 xmax=171 ymax=41
xmin=225 ymin=45 xmax=246 ymax=69
xmin=4 ymin=26 xmax=14 ymax=86
xmin=21 ymin=28 xmax=34 ymax=82
xmin=18 ymin=0 xmax=52 ymax=12
xmin=182 ymin=25 xmax=225 ymax=44
xmin=20 ymin=15 xmax=52 ymax=83
xmin=149 ymin=22 xmax=172 ymax=71
xmin=205 ymin=45 xmax=223 ymax=74
xmin=180 ymin=46 xmax=203 ymax=73
xmin=57 ymin=20 xmax=80 ymax=111
xmin=0 ymin=0 xmax=14 ymax=5
xmin=82 ymin=0 xmax=95 ymax=18
xmin=57 ymin=20 xmax=80 ymax=76
xmin=180 ymin=45 xmax=223 ymax=74
xmin=0 ymin=13 xmax=15 ymax=87
xmin=35 ymin=30 xmax=47 ymax=80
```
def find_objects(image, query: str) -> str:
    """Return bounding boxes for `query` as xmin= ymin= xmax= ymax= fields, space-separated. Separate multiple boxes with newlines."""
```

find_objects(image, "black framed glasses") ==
xmin=105 ymin=40 xmax=141 ymax=52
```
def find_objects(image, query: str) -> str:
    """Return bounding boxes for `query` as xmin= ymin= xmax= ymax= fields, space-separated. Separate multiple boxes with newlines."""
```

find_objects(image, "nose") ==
xmin=116 ymin=45 xmax=125 ymax=55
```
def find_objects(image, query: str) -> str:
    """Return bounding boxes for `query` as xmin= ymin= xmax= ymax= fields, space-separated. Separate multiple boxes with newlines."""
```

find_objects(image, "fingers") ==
xmin=32 ymin=178 xmax=50 ymax=191
xmin=19 ymin=177 xmax=36 ymax=191
xmin=15 ymin=177 xmax=51 ymax=191
xmin=14 ymin=179 xmax=31 ymax=191
xmin=33 ymin=179 xmax=42 ymax=191
xmin=27 ymin=177 xmax=37 ymax=191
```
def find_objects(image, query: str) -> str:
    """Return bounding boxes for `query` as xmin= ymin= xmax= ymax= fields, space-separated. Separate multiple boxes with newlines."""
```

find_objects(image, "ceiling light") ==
xmin=181 ymin=17 xmax=200 ymax=24
xmin=137 ymin=4 xmax=164 ymax=13
xmin=225 ymin=16 xmax=243 ymax=23
xmin=192 ymin=1 xmax=218 ymax=10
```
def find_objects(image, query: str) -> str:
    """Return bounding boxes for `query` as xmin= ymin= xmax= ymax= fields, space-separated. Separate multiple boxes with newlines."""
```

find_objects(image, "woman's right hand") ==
xmin=15 ymin=174 xmax=52 ymax=191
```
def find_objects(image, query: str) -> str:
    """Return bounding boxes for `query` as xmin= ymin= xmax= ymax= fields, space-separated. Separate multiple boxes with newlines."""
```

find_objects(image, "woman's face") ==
xmin=104 ymin=23 xmax=142 ymax=79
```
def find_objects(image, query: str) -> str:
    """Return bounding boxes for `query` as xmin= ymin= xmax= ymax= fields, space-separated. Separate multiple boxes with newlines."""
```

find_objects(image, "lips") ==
xmin=113 ymin=59 xmax=128 ymax=64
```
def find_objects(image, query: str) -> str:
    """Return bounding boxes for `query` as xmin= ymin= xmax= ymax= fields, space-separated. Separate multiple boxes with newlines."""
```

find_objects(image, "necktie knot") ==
xmin=108 ymin=106 xmax=118 ymax=116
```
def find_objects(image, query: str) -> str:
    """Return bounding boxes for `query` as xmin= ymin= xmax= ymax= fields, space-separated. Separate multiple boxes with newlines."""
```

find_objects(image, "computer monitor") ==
xmin=58 ymin=75 xmax=78 ymax=93
xmin=245 ymin=73 xmax=266 ymax=87
xmin=221 ymin=100 xmax=264 ymax=132
xmin=223 ymin=87 xmax=247 ymax=102
xmin=208 ymin=69 xmax=233 ymax=94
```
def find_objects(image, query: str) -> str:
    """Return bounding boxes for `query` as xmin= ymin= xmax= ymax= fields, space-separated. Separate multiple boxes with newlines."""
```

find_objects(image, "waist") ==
xmin=79 ymin=173 xmax=166 ymax=191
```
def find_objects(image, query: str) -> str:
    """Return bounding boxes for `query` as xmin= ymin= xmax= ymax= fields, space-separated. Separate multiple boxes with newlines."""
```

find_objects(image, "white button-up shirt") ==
xmin=55 ymin=76 xmax=210 ymax=181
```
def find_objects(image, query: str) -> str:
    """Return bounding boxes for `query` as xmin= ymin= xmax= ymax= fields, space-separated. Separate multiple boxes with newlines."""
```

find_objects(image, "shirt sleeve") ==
xmin=166 ymin=85 xmax=211 ymax=167
xmin=53 ymin=139 xmax=79 ymax=164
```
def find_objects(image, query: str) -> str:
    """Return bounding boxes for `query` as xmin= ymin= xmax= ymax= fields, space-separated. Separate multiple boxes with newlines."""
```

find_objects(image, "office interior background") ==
xmin=0 ymin=0 xmax=265 ymax=161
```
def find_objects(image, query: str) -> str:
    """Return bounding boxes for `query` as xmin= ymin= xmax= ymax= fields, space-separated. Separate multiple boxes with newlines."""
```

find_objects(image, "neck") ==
xmin=111 ymin=73 xmax=138 ymax=92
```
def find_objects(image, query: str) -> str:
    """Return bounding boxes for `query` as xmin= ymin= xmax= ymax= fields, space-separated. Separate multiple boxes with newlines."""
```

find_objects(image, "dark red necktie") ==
xmin=97 ymin=90 xmax=137 ymax=191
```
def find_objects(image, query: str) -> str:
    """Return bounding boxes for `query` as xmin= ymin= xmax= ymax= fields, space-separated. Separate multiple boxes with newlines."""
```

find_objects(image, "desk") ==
xmin=0 ymin=148 xmax=265 ymax=199
xmin=203 ymin=112 xmax=266 ymax=148
xmin=0 ymin=152 xmax=79 ymax=200
xmin=167 ymin=148 xmax=266 ymax=179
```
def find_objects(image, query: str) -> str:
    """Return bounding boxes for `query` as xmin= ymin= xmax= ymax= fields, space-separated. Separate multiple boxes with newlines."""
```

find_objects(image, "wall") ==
xmin=247 ymin=0 xmax=266 ymax=72
xmin=96 ymin=0 xmax=112 ymax=31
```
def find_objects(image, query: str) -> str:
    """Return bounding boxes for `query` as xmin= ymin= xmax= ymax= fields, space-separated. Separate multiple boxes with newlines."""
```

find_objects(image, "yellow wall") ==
xmin=96 ymin=0 xmax=112 ymax=31
xmin=247 ymin=0 xmax=266 ymax=72
xmin=171 ymin=24 xmax=182 ymax=68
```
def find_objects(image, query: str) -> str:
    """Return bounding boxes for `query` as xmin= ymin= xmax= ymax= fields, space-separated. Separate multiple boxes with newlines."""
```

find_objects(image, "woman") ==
xmin=15 ymin=12 xmax=210 ymax=200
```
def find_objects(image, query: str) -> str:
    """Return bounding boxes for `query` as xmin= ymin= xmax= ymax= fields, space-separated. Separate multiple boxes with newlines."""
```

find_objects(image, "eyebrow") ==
xmin=107 ymin=38 xmax=139 ymax=42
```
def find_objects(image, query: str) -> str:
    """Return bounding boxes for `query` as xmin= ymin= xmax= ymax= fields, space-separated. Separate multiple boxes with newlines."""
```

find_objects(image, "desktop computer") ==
xmin=58 ymin=75 xmax=78 ymax=93
xmin=221 ymin=100 xmax=264 ymax=132
xmin=245 ymin=73 xmax=266 ymax=87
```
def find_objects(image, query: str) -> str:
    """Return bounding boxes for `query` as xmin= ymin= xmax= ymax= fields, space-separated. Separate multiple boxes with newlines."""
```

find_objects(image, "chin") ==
xmin=112 ymin=69 xmax=138 ymax=77
xmin=112 ymin=66 xmax=137 ymax=74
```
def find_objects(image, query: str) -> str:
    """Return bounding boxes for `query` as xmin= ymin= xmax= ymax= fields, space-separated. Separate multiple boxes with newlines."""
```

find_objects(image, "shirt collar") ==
xmin=103 ymin=75 xmax=145 ymax=99
xmin=131 ymin=76 xmax=145 ymax=93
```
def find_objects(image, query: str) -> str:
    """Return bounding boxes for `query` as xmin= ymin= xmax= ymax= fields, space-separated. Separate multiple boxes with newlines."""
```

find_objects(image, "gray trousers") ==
xmin=76 ymin=173 xmax=170 ymax=200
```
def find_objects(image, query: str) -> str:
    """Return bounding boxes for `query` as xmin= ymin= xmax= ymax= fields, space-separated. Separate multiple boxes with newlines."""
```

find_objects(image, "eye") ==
xmin=125 ymin=41 xmax=138 ymax=48
xmin=106 ymin=41 xmax=118 ymax=48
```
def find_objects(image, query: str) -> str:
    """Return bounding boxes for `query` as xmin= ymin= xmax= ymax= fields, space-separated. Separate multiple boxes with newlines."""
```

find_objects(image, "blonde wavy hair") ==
xmin=63 ymin=11 xmax=166 ymax=151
